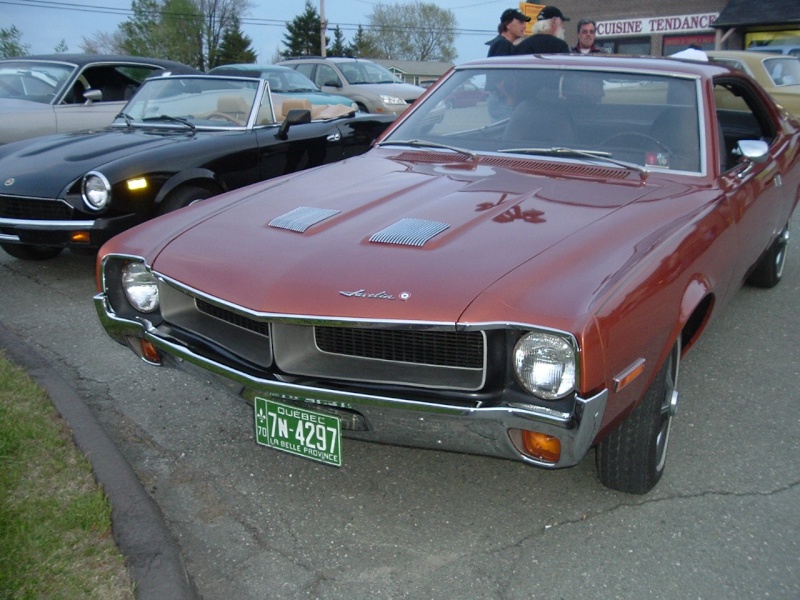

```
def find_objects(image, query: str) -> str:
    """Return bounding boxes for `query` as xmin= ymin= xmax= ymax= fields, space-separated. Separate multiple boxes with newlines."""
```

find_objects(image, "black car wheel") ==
xmin=0 ymin=242 xmax=63 ymax=261
xmin=746 ymin=223 xmax=789 ymax=289
xmin=157 ymin=186 xmax=215 ymax=216
xmin=596 ymin=340 xmax=680 ymax=494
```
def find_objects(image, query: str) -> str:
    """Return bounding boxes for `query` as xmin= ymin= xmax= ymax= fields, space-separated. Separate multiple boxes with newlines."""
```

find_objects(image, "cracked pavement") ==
xmin=1 ymin=224 xmax=798 ymax=599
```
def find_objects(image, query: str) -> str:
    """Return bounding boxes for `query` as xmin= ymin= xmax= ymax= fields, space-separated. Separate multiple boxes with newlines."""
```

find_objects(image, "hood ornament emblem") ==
xmin=340 ymin=289 xmax=410 ymax=301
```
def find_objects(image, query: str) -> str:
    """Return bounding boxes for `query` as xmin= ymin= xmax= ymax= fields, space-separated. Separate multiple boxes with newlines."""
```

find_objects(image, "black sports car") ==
xmin=0 ymin=74 xmax=395 ymax=260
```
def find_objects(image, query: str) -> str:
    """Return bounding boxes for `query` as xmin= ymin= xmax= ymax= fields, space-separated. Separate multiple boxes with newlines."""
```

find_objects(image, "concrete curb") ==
xmin=0 ymin=324 xmax=198 ymax=600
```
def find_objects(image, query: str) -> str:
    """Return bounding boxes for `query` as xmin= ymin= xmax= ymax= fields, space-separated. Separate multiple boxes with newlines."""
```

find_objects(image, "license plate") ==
xmin=254 ymin=397 xmax=342 ymax=467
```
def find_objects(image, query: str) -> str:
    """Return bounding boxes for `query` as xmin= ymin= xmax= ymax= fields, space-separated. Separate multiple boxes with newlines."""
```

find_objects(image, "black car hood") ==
xmin=0 ymin=128 xmax=190 ymax=197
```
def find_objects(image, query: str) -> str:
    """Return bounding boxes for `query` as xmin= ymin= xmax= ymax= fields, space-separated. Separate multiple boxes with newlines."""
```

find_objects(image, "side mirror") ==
xmin=322 ymin=79 xmax=341 ymax=88
xmin=735 ymin=139 xmax=769 ymax=163
xmin=83 ymin=88 xmax=102 ymax=105
xmin=276 ymin=108 xmax=312 ymax=139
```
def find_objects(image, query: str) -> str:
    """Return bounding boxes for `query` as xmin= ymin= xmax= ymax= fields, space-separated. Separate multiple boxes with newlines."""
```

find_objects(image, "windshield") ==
xmin=339 ymin=61 xmax=398 ymax=85
xmin=0 ymin=60 xmax=75 ymax=104
xmin=118 ymin=76 xmax=266 ymax=128
xmin=382 ymin=67 xmax=703 ymax=172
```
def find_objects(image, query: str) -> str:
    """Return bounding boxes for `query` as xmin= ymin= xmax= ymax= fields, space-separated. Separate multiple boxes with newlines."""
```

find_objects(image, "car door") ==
xmin=714 ymin=76 xmax=788 ymax=281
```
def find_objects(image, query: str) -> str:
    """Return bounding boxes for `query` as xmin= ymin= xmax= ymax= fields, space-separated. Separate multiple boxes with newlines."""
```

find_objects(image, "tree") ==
xmin=347 ymin=25 xmax=379 ymax=58
xmin=281 ymin=0 xmax=326 ymax=58
xmin=54 ymin=40 xmax=69 ymax=53
xmin=368 ymin=1 xmax=456 ymax=61
xmin=0 ymin=25 xmax=30 ymax=59
xmin=328 ymin=26 xmax=348 ymax=57
xmin=215 ymin=15 xmax=257 ymax=66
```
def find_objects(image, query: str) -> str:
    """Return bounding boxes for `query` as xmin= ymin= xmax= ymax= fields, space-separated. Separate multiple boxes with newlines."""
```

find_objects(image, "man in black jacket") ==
xmin=486 ymin=8 xmax=530 ymax=57
xmin=515 ymin=5 xmax=570 ymax=55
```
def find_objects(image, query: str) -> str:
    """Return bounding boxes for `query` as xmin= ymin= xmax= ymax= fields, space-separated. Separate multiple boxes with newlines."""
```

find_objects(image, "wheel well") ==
xmin=681 ymin=294 xmax=714 ymax=354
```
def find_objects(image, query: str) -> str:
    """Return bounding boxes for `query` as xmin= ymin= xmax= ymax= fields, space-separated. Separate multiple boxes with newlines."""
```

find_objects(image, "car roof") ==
xmin=209 ymin=64 xmax=295 ymax=74
xmin=2 ymin=54 xmax=200 ymax=73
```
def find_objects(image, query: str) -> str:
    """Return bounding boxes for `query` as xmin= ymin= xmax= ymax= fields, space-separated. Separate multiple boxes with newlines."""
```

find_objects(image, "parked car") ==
xmin=0 ymin=74 xmax=395 ymax=260
xmin=277 ymin=56 xmax=425 ymax=114
xmin=0 ymin=54 xmax=200 ymax=144
xmin=747 ymin=44 xmax=800 ymax=57
xmin=207 ymin=63 xmax=358 ymax=115
xmin=707 ymin=50 xmax=800 ymax=116
xmin=94 ymin=55 xmax=799 ymax=494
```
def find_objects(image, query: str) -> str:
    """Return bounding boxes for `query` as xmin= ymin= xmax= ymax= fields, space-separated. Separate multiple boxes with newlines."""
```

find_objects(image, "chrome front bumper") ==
xmin=95 ymin=292 xmax=608 ymax=469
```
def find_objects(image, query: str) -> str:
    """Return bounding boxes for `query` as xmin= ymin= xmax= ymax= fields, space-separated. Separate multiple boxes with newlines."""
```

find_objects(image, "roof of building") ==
xmin=712 ymin=0 xmax=800 ymax=28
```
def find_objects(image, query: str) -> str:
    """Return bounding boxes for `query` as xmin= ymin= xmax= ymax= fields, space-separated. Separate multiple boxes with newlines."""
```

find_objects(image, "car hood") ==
xmin=0 ymin=128 xmax=187 ymax=196
xmin=146 ymin=149 xmax=663 ymax=324
xmin=351 ymin=82 xmax=423 ymax=99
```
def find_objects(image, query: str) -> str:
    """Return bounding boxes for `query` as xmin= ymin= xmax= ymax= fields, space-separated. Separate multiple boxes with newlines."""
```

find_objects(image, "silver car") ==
xmin=0 ymin=54 xmax=199 ymax=144
xmin=277 ymin=56 xmax=425 ymax=115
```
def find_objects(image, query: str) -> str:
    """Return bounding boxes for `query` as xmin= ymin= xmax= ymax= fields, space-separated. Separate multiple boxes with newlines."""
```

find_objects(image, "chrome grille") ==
xmin=269 ymin=206 xmax=340 ymax=232
xmin=369 ymin=218 xmax=449 ymax=247
xmin=314 ymin=326 xmax=483 ymax=368
xmin=0 ymin=195 xmax=73 ymax=220
xmin=196 ymin=299 xmax=270 ymax=336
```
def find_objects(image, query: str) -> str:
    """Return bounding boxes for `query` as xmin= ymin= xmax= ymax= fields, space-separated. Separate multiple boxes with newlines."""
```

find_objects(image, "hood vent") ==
xmin=370 ymin=218 xmax=449 ymax=247
xmin=269 ymin=206 xmax=340 ymax=233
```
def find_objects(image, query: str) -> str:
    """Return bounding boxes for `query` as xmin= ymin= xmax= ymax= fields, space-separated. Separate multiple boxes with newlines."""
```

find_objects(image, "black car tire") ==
xmin=596 ymin=340 xmax=680 ymax=494
xmin=0 ymin=242 xmax=63 ymax=261
xmin=157 ymin=186 xmax=214 ymax=216
xmin=746 ymin=223 xmax=789 ymax=289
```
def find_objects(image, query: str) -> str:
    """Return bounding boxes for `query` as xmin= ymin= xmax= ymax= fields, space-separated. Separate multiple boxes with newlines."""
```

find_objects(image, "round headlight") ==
xmin=121 ymin=262 xmax=159 ymax=313
xmin=82 ymin=171 xmax=111 ymax=210
xmin=513 ymin=332 xmax=577 ymax=400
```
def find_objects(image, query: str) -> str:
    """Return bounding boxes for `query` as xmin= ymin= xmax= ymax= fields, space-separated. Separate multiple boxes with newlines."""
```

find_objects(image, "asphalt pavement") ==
xmin=1 ymin=223 xmax=799 ymax=599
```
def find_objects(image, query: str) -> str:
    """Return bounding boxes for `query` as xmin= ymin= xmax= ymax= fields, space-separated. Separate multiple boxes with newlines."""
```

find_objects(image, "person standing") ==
xmin=486 ymin=8 xmax=530 ymax=57
xmin=514 ymin=5 xmax=571 ymax=55
xmin=573 ymin=18 xmax=610 ymax=54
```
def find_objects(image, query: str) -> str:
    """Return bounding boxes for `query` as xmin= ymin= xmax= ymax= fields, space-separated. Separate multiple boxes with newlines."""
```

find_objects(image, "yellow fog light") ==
xmin=127 ymin=177 xmax=148 ymax=191
xmin=70 ymin=231 xmax=91 ymax=244
xmin=520 ymin=430 xmax=561 ymax=463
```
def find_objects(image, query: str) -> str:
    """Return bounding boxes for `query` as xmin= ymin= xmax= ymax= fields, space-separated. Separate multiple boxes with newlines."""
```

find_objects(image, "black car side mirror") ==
xmin=276 ymin=109 xmax=312 ymax=140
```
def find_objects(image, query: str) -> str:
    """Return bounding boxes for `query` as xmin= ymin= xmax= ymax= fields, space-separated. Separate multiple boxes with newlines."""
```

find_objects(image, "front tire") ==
xmin=0 ymin=242 xmax=63 ymax=261
xmin=746 ymin=223 xmax=789 ymax=288
xmin=596 ymin=341 xmax=680 ymax=494
xmin=156 ymin=185 xmax=214 ymax=216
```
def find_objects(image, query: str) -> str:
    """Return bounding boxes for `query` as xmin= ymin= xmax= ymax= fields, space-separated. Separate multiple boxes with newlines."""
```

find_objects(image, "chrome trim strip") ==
xmin=0 ymin=217 xmax=96 ymax=230
xmin=0 ymin=233 xmax=21 ymax=242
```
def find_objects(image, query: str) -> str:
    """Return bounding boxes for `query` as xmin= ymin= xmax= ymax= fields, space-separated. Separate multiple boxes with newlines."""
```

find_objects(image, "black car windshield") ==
xmin=117 ymin=76 xmax=266 ymax=129
xmin=0 ymin=60 xmax=74 ymax=104
xmin=381 ymin=67 xmax=703 ymax=173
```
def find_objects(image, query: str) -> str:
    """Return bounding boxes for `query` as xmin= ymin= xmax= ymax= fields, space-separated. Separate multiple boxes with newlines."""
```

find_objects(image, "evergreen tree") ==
xmin=215 ymin=15 xmax=257 ymax=66
xmin=0 ymin=26 xmax=30 ymax=58
xmin=328 ymin=26 xmax=348 ymax=57
xmin=347 ymin=25 xmax=379 ymax=58
xmin=281 ymin=0 xmax=326 ymax=58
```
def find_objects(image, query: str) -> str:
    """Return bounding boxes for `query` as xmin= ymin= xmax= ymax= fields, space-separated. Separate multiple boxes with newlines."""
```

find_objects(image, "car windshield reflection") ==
xmin=383 ymin=68 xmax=703 ymax=172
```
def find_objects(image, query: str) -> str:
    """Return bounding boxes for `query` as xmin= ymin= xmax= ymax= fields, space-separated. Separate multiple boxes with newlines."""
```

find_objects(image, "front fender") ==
xmin=154 ymin=168 xmax=225 ymax=207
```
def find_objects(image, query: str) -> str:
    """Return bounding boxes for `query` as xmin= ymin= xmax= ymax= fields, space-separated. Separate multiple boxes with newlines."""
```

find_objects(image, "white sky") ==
xmin=3 ymin=0 xmax=513 ymax=64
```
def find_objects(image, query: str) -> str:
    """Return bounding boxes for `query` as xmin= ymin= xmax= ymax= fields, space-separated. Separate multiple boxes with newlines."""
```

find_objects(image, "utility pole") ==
xmin=320 ymin=0 xmax=327 ymax=57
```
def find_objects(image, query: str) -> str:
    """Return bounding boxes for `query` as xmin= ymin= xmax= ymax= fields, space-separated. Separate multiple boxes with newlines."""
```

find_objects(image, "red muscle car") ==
xmin=95 ymin=55 xmax=800 ymax=493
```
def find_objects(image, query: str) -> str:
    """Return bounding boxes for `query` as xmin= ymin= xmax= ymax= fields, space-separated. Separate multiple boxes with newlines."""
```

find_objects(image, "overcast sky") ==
xmin=3 ymin=0 xmax=515 ymax=64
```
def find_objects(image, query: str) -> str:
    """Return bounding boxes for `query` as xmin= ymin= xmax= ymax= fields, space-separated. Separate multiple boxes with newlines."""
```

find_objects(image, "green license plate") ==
xmin=254 ymin=397 xmax=342 ymax=467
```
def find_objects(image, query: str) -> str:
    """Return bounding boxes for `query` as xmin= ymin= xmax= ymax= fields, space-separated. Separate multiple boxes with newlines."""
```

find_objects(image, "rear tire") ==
xmin=596 ymin=341 xmax=680 ymax=494
xmin=746 ymin=223 xmax=789 ymax=288
xmin=0 ymin=242 xmax=63 ymax=261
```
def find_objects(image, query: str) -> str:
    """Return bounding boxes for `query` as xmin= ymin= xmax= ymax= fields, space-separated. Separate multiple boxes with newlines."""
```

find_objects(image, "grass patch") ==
xmin=0 ymin=351 xmax=135 ymax=599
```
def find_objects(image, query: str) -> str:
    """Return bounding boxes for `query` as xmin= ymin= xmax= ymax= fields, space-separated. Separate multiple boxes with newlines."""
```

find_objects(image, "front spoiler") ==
xmin=95 ymin=292 xmax=608 ymax=469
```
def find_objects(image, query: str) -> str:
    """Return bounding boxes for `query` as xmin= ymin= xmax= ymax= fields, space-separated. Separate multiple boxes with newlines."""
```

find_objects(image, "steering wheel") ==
xmin=599 ymin=131 xmax=673 ymax=156
xmin=205 ymin=112 xmax=241 ymax=125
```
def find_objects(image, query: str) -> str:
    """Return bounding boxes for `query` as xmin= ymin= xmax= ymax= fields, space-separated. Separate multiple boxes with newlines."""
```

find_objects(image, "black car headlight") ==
xmin=82 ymin=171 xmax=111 ymax=210
xmin=513 ymin=331 xmax=577 ymax=400
xmin=121 ymin=261 xmax=159 ymax=313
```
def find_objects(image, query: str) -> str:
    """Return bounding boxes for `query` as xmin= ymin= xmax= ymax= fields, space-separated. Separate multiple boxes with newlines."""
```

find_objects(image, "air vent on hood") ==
xmin=369 ymin=218 xmax=449 ymax=247
xmin=269 ymin=206 xmax=340 ymax=232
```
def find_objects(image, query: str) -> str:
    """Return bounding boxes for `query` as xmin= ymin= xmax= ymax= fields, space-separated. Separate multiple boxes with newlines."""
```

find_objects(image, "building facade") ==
xmin=518 ymin=0 xmax=800 ymax=56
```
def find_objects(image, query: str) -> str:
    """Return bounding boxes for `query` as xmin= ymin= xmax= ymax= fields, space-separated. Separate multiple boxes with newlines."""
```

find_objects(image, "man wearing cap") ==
xmin=514 ymin=5 xmax=571 ymax=55
xmin=486 ymin=8 xmax=531 ymax=57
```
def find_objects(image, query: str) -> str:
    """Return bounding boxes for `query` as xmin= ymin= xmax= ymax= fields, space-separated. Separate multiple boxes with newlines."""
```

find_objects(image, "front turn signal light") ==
xmin=521 ymin=430 xmax=561 ymax=463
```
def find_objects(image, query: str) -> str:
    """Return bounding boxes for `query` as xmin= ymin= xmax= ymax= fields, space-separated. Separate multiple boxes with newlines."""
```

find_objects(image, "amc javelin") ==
xmin=95 ymin=55 xmax=799 ymax=494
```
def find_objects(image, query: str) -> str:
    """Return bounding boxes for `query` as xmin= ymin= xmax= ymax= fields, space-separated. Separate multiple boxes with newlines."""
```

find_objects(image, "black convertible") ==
xmin=0 ymin=74 xmax=395 ymax=260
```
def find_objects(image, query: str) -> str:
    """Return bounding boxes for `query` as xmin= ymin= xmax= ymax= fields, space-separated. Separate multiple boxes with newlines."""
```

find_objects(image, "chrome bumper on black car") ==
xmin=94 ymin=291 xmax=608 ymax=469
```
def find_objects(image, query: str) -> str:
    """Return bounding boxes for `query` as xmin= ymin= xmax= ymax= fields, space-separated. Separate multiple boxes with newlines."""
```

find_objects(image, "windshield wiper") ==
xmin=498 ymin=146 xmax=649 ymax=179
xmin=115 ymin=112 xmax=133 ymax=127
xmin=142 ymin=114 xmax=196 ymax=131
xmin=377 ymin=138 xmax=477 ymax=160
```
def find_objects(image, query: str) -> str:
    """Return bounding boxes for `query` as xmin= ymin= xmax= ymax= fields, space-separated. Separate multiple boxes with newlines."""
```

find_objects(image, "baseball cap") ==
xmin=501 ymin=8 xmax=531 ymax=24
xmin=537 ymin=6 xmax=570 ymax=21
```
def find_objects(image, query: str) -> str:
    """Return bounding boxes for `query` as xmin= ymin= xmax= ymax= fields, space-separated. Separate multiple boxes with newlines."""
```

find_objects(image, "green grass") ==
xmin=0 ymin=351 xmax=135 ymax=599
